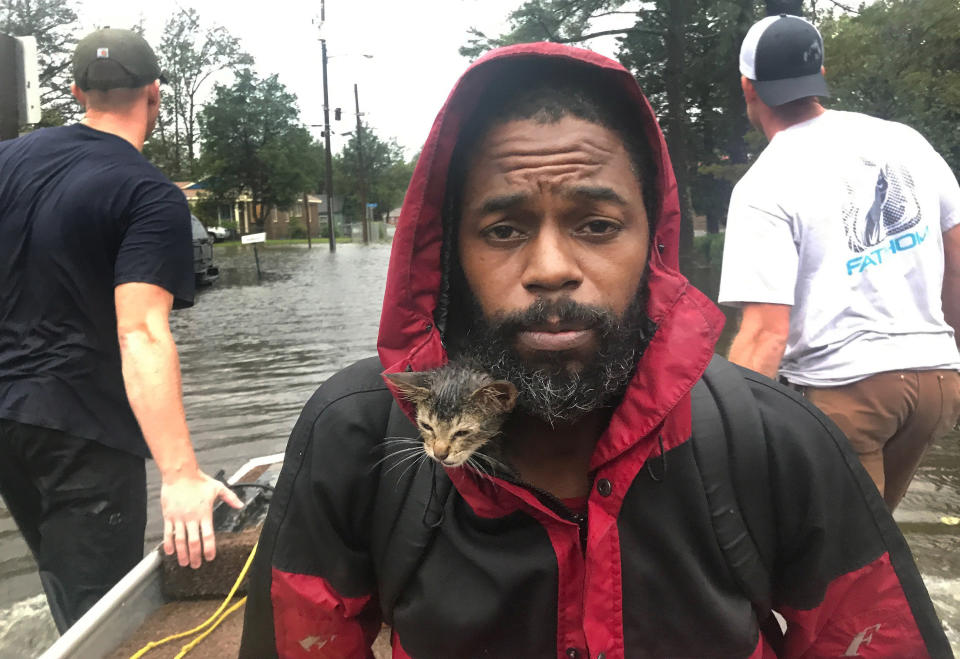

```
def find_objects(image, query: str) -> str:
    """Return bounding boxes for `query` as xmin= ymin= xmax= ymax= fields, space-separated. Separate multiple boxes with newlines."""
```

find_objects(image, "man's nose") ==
xmin=521 ymin=224 xmax=582 ymax=295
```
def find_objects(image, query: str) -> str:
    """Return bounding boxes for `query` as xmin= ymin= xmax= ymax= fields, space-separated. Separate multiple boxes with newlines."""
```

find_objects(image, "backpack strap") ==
xmin=691 ymin=356 xmax=777 ymax=624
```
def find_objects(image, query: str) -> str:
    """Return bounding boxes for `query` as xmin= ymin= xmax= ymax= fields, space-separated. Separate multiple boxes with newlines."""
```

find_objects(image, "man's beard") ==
xmin=453 ymin=284 xmax=655 ymax=426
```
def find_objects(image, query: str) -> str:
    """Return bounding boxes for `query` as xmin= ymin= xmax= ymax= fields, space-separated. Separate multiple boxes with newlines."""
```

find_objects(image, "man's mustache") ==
xmin=485 ymin=297 xmax=622 ymax=339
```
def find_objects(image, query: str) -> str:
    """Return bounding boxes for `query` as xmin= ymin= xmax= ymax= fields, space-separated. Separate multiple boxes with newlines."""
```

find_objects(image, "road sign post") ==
xmin=241 ymin=232 xmax=267 ymax=281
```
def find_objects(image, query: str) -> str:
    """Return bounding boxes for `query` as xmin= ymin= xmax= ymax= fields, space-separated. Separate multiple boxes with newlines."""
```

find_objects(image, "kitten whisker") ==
xmin=397 ymin=452 xmax=429 ymax=483
xmin=467 ymin=456 xmax=494 ymax=482
xmin=382 ymin=436 xmax=422 ymax=445
xmin=382 ymin=449 xmax=427 ymax=475
xmin=370 ymin=446 xmax=424 ymax=471
xmin=472 ymin=451 xmax=510 ymax=477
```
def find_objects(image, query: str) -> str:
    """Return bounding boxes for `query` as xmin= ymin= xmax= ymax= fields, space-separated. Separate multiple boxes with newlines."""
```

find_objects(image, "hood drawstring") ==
xmin=647 ymin=433 xmax=667 ymax=483
xmin=422 ymin=460 xmax=446 ymax=528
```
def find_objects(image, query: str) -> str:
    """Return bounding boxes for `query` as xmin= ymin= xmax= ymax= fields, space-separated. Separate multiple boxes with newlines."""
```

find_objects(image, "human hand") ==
xmin=160 ymin=470 xmax=244 ymax=568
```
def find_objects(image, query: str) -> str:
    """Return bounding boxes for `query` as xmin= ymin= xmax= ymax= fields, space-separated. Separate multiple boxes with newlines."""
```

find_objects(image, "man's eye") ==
xmin=483 ymin=224 xmax=522 ymax=241
xmin=579 ymin=219 xmax=620 ymax=235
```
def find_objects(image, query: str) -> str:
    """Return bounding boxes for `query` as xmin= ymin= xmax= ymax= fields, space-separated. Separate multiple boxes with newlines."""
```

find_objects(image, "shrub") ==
xmin=288 ymin=219 xmax=307 ymax=239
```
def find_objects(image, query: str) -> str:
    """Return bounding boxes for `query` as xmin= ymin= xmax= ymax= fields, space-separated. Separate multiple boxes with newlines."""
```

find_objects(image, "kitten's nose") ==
xmin=433 ymin=444 xmax=450 ymax=460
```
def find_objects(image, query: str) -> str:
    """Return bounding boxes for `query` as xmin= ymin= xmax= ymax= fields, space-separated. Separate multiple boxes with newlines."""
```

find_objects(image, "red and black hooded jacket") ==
xmin=240 ymin=44 xmax=950 ymax=658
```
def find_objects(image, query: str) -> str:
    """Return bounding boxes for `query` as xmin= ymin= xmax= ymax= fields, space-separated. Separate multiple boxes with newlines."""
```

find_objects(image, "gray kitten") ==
xmin=386 ymin=362 xmax=517 ymax=471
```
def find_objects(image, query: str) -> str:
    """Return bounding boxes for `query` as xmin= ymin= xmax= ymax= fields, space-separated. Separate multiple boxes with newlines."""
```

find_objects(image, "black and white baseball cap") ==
xmin=739 ymin=15 xmax=829 ymax=107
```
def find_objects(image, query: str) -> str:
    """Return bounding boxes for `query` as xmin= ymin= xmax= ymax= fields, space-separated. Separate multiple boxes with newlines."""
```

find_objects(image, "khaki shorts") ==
xmin=801 ymin=369 xmax=960 ymax=510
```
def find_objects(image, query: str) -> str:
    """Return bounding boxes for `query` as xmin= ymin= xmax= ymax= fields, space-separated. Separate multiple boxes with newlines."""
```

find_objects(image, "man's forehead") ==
xmin=475 ymin=116 xmax=626 ymax=154
xmin=464 ymin=117 xmax=633 ymax=180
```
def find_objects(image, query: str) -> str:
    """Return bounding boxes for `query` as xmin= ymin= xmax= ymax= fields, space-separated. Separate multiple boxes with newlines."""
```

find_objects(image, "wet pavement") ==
xmin=0 ymin=245 xmax=957 ymax=656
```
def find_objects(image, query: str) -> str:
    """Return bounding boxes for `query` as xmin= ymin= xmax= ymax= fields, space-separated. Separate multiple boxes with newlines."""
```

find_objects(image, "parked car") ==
xmin=190 ymin=215 xmax=219 ymax=286
xmin=206 ymin=225 xmax=231 ymax=242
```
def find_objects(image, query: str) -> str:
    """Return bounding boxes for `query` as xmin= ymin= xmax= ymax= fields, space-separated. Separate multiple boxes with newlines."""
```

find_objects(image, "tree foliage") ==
xmin=819 ymin=0 xmax=960 ymax=173
xmin=0 ymin=0 xmax=81 ymax=126
xmin=144 ymin=9 xmax=251 ymax=179
xmin=333 ymin=123 xmax=415 ymax=223
xmin=199 ymin=69 xmax=318 ymax=225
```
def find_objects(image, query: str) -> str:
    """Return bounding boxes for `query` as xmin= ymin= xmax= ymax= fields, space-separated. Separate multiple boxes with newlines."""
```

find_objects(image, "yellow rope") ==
xmin=173 ymin=596 xmax=247 ymax=658
xmin=128 ymin=541 xmax=258 ymax=659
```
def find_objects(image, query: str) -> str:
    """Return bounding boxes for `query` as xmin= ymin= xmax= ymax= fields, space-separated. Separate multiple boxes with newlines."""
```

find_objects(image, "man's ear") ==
xmin=146 ymin=81 xmax=160 ymax=109
xmin=469 ymin=380 xmax=518 ymax=415
xmin=384 ymin=371 xmax=431 ymax=404
xmin=741 ymin=76 xmax=757 ymax=102
xmin=71 ymin=83 xmax=86 ymax=108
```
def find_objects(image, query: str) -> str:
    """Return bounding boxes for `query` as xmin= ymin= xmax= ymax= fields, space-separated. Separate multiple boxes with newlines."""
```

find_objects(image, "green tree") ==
xmin=333 ymin=123 xmax=415 ymax=223
xmin=820 ymin=0 xmax=960 ymax=173
xmin=199 ymin=69 xmax=316 ymax=226
xmin=145 ymin=9 xmax=252 ymax=179
xmin=0 ymin=0 xmax=81 ymax=126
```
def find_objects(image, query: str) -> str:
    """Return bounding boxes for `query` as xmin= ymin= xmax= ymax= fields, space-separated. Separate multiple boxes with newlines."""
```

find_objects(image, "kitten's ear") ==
xmin=470 ymin=380 xmax=518 ymax=414
xmin=385 ymin=371 xmax=431 ymax=404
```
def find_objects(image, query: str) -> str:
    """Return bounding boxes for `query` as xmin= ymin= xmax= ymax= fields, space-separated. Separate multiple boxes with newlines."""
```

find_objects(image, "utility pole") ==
xmin=320 ymin=1 xmax=336 ymax=252
xmin=354 ymin=83 xmax=369 ymax=245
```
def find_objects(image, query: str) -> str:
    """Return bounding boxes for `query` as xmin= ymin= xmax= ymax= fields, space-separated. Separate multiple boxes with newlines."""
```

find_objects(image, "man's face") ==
xmin=456 ymin=116 xmax=652 ymax=422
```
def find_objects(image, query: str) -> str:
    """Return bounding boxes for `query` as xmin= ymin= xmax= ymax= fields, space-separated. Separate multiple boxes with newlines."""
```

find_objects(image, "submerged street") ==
xmin=0 ymin=243 xmax=958 ymax=656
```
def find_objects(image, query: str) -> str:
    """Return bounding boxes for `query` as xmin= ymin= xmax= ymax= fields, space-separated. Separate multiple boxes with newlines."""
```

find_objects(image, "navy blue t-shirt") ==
xmin=0 ymin=124 xmax=194 ymax=458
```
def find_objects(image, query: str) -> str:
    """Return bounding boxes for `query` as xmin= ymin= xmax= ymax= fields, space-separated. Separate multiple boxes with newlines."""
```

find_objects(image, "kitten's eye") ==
xmin=452 ymin=430 xmax=468 ymax=439
xmin=419 ymin=422 xmax=434 ymax=433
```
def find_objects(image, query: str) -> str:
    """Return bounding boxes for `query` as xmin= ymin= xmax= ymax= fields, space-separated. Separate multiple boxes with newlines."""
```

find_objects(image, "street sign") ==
xmin=241 ymin=232 xmax=266 ymax=244
xmin=366 ymin=202 xmax=377 ymax=208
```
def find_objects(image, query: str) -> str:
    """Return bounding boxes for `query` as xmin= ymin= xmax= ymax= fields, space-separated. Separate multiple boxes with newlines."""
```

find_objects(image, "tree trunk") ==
xmin=662 ymin=0 xmax=695 ymax=261
xmin=726 ymin=0 xmax=754 ymax=168
xmin=186 ymin=95 xmax=196 ymax=175
xmin=173 ymin=90 xmax=182 ymax=178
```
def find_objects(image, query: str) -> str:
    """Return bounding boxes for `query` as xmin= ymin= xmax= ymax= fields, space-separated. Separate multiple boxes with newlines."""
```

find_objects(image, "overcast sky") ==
xmin=79 ymin=0 xmax=628 ymax=158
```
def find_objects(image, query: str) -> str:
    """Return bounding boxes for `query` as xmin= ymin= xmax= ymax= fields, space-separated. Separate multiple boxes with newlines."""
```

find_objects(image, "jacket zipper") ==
xmin=492 ymin=470 xmax=590 ymax=552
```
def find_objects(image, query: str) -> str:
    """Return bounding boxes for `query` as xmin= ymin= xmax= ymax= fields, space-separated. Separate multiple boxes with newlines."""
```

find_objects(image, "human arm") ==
xmin=116 ymin=283 xmax=243 ymax=569
xmin=240 ymin=360 xmax=389 ymax=658
xmin=717 ymin=179 xmax=798 ymax=379
xmin=726 ymin=303 xmax=791 ymax=379
xmin=943 ymin=225 xmax=960 ymax=352
xmin=745 ymin=375 xmax=951 ymax=657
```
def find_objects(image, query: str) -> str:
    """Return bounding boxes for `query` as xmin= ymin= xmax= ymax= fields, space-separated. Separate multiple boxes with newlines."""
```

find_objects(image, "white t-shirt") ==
xmin=718 ymin=110 xmax=960 ymax=386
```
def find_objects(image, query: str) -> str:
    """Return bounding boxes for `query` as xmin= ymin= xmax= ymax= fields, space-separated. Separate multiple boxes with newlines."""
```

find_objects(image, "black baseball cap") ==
xmin=739 ymin=15 xmax=829 ymax=107
xmin=73 ymin=28 xmax=168 ymax=91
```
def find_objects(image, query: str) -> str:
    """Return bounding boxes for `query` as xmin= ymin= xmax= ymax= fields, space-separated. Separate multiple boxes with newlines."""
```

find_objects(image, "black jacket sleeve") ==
xmin=240 ymin=357 xmax=394 ymax=658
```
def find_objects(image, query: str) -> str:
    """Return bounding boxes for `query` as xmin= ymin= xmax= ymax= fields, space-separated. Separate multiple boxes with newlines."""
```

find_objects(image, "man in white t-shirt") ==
xmin=719 ymin=14 xmax=960 ymax=510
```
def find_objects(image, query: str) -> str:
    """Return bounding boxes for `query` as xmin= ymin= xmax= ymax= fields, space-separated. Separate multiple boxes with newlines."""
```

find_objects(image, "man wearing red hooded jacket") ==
xmin=239 ymin=45 xmax=950 ymax=658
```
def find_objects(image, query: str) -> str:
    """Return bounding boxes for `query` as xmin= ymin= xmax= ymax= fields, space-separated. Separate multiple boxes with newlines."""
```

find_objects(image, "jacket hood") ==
xmin=378 ymin=43 xmax=725 ymax=466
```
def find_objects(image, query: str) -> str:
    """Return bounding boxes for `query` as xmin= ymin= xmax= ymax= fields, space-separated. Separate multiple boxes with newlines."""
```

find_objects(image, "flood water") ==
xmin=0 ymin=245 xmax=958 ymax=656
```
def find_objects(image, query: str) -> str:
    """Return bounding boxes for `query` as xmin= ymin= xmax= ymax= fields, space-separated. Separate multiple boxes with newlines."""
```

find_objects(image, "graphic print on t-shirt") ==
xmin=842 ymin=158 xmax=921 ymax=253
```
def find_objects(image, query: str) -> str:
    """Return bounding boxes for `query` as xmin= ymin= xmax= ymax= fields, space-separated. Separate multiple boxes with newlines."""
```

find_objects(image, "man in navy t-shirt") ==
xmin=0 ymin=28 xmax=241 ymax=631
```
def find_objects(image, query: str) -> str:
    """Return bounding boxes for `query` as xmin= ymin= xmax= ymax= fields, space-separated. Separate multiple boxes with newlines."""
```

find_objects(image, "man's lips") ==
xmin=516 ymin=325 xmax=595 ymax=352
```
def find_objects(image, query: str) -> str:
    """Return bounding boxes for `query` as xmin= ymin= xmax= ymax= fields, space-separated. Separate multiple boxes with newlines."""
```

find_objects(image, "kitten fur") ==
xmin=386 ymin=361 xmax=517 ymax=471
